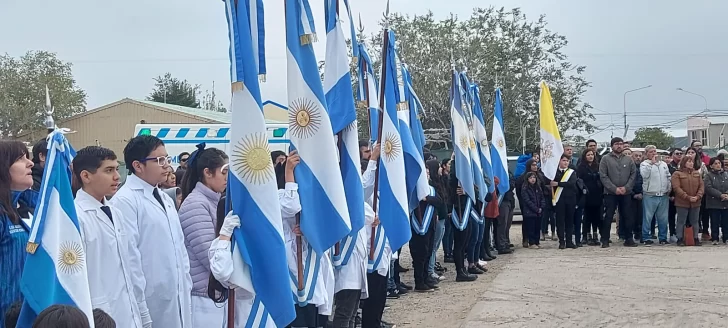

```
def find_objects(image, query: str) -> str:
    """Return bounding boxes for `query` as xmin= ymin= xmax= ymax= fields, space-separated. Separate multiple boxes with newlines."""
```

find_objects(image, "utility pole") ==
xmin=623 ymin=85 xmax=652 ymax=138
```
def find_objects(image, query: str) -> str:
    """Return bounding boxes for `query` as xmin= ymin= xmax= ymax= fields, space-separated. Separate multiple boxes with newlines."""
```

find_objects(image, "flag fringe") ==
xmin=300 ymin=33 xmax=318 ymax=45
xmin=231 ymin=82 xmax=245 ymax=92
xmin=259 ymin=74 xmax=267 ymax=83
xmin=396 ymin=102 xmax=409 ymax=111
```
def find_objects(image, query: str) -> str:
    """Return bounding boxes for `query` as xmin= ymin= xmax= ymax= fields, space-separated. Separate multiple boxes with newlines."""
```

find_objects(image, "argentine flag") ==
xmin=323 ymin=0 xmax=364 ymax=268
xmin=403 ymin=66 xmax=426 ymax=158
xmin=471 ymin=84 xmax=496 ymax=193
xmin=375 ymin=29 xmax=412 ymax=252
xmin=17 ymin=131 xmax=94 ymax=327
xmin=285 ymin=0 xmax=352 ymax=254
xmin=357 ymin=43 xmax=380 ymax=143
xmin=394 ymin=58 xmax=428 ymax=212
xmin=459 ymin=72 xmax=488 ymax=202
xmin=490 ymin=88 xmax=510 ymax=195
xmin=224 ymin=0 xmax=295 ymax=326
xmin=450 ymin=69 xmax=475 ymax=203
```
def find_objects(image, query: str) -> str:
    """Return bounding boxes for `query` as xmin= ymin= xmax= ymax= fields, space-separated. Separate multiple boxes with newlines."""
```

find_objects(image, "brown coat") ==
xmin=672 ymin=168 xmax=704 ymax=208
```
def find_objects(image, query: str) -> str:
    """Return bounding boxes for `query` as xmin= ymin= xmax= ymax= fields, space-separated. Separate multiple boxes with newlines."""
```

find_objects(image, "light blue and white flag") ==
xmin=471 ymin=84 xmax=495 ymax=193
xmin=224 ymin=0 xmax=295 ymax=326
xmin=375 ymin=29 xmax=411 ymax=252
xmin=285 ymin=0 xmax=352 ymax=255
xmin=491 ymin=88 xmax=510 ymax=196
xmin=459 ymin=72 xmax=487 ymax=202
xmin=357 ymin=43 xmax=380 ymax=143
xmin=402 ymin=66 xmax=426 ymax=157
xmin=324 ymin=0 xmax=364 ymax=269
xmin=394 ymin=58 xmax=428 ymax=212
xmin=17 ymin=131 xmax=94 ymax=328
xmin=450 ymin=69 xmax=476 ymax=203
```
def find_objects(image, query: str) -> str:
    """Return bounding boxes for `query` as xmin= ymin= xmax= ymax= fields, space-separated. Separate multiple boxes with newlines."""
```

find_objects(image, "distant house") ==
xmin=686 ymin=115 xmax=728 ymax=148
xmin=14 ymin=98 xmax=287 ymax=160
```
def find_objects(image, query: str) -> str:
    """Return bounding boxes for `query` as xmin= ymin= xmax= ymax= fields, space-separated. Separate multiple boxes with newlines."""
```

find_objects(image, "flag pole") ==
xmin=370 ymin=1 xmax=390 ymax=260
xmin=334 ymin=0 xmax=342 ymax=258
xmin=224 ymin=189 xmax=235 ymax=328
xmin=450 ymin=57 xmax=463 ymax=225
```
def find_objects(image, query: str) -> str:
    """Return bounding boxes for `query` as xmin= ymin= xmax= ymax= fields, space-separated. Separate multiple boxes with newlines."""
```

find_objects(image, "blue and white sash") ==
xmin=331 ymin=232 xmax=359 ymax=269
xmin=288 ymin=243 xmax=321 ymax=307
xmin=470 ymin=201 xmax=484 ymax=224
xmin=367 ymin=225 xmax=387 ymax=273
xmin=451 ymin=200 xmax=472 ymax=231
xmin=411 ymin=186 xmax=436 ymax=235
xmin=243 ymin=297 xmax=273 ymax=328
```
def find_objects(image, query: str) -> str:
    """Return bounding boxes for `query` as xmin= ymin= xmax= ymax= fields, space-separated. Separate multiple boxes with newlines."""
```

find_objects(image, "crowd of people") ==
xmin=2 ymin=133 xmax=727 ymax=328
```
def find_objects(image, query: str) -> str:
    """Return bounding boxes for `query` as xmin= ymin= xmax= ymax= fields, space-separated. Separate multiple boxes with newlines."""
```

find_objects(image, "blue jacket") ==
xmin=0 ymin=190 xmax=38 ymax=328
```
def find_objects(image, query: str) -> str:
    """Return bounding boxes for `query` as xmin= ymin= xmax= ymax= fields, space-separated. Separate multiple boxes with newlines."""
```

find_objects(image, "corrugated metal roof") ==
xmin=136 ymin=99 xmax=284 ymax=124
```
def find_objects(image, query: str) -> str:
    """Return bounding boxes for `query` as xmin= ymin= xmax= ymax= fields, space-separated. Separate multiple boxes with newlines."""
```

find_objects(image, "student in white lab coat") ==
xmin=111 ymin=135 xmax=193 ymax=328
xmin=331 ymin=201 xmax=369 ymax=328
xmin=72 ymin=146 xmax=151 ymax=328
xmin=276 ymin=151 xmax=334 ymax=328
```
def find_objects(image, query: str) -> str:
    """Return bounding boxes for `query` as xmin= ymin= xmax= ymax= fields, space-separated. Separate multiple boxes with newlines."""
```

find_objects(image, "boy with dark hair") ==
xmin=111 ymin=136 xmax=192 ymax=328
xmin=31 ymin=305 xmax=89 ymax=328
xmin=93 ymin=309 xmax=116 ymax=328
xmin=73 ymin=146 xmax=150 ymax=328
xmin=3 ymin=301 xmax=20 ymax=328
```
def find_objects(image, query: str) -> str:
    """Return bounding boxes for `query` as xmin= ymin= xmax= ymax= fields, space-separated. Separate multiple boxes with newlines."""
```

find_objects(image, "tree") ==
xmin=148 ymin=73 xmax=200 ymax=108
xmin=632 ymin=127 xmax=674 ymax=149
xmin=200 ymin=84 xmax=227 ymax=112
xmin=365 ymin=7 xmax=594 ymax=152
xmin=0 ymin=51 xmax=87 ymax=139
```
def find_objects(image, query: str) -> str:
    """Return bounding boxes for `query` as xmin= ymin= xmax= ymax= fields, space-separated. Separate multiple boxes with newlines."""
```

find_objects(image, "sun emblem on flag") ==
xmin=289 ymin=98 xmax=322 ymax=139
xmin=469 ymin=137 xmax=476 ymax=150
xmin=231 ymin=133 xmax=274 ymax=185
xmin=382 ymin=133 xmax=402 ymax=163
xmin=459 ymin=135 xmax=470 ymax=149
xmin=540 ymin=138 xmax=555 ymax=164
xmin=496 ymin=138 xmax=505 ymax=149
xmin=57 ymin=241 xmax=85 ymax=275
xmin=480 ymin=139 xmax=489 ymax=148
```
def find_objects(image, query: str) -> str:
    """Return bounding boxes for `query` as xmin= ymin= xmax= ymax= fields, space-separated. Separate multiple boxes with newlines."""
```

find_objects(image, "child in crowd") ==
xmin=31 ymin=305 xmax=89 ymax=328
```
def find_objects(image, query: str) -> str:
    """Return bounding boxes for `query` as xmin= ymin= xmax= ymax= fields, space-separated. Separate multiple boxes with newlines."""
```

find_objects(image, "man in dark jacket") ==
xmin=31 ymin=138 xmax=48 ymax=191
xmin=599 ymin=137 xmax=638 ymax=247
xmin=666 ymin=149 xmax=683 ymax=240
xmin=627 ymin=149 xmax=644 ymax=242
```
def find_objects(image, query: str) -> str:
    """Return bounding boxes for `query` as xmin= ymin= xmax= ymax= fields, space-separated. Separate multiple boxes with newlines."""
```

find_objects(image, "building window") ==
xmin=690 ymin=129 xmax=708 ymax=147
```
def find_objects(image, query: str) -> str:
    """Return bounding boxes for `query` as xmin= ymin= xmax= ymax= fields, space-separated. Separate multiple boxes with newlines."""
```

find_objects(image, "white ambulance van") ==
xmin=133 ymin=123 xmax=290 ymax=170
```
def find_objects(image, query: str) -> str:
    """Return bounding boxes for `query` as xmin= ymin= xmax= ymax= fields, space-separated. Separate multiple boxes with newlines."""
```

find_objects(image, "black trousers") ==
xmin=332 ymin=290 xmax=361 ymax=328
xmin=409 ymin=223 xmax=435 ymax=286
xmin=361 ymin=272 xmax=387 ymax=328
xmin=449 ymin=218 xmax=471 ymax=272
xmin=700 ymin=197 xmax=710 ymax=234
xmin=483 ymin=219 xmax=494 ymax=254
xmin=632 ymin=198 xmax=643 ymax=240
xmin=669 ymin=200 xmax=677 ymax=236
xmin=603 ymin=194 xmax=633 ymax=243
xmin=582 ymin=204 xmax=602 ymax=237
xmin=555 ymin=200 xmax=576 ymax=245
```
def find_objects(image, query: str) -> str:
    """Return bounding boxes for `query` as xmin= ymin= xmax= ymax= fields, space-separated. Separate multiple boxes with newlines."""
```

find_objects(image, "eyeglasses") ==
xmin=674 ymin=152 xmax=683 ymax=156
xmin=180 ymin=157 xmax=189 ymax=162
xmin=141 ymin=156 xmax=172 ymax=166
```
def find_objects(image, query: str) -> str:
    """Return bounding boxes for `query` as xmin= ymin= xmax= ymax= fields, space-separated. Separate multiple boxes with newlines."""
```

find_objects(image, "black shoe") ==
xmin=468 ymin=266 xmax=485 ymax=274
xmin=456 ymin=269 xmax=478 ymax=282
xmin=425 ymin=276 xmax=440 ymax=286
xmin=497 ymin=248 xmax=513 ymax=255
xmin=559 ymin=243 xmax=566 ymax=250
xmin=575 ymin=242 xmax=583 ymax=248
xmin=381 ymin=320 xmax=397 ymax=328
xmin=426 ymin=283 xmax=439 ymax=289
xmin=659 ymin=240 xmax=668 ymax=245
xmin=397 ymin=286 xmax=409 ymax=295
xmin=677 ymin=239 xmax=686 ymax=246
xmin=601 ymin=242 xmax=609 ymax=248
xmin=694 ymin=238 xmax=702 ymax=246
xmin=443 ymin=256 xmax=455 ymax=263
xmin=651 ymin=234 xmax=658 ymax=240
xmin=643 ymin=240 xmax=654 ymax=246
xmin=399 ymin=282 xmax=413 ymax=291
xmin=566 ymin=243 xmax=578 ymax=249
xmin=484 ymin=249 xmax=497 ymax=260
xmin=434 ymin=262 xmax=446 ymax=273
xmin=387 ymin=289 xmax=399 ymax=299
xmin=475 ymin=263 xmax=488 ymax=272
xmin=481 ymin=254 xmax=495 ymax=261
xmin=414 ymin=284 xmax=435 ymax=292
xmin=624 ymin=239 xmax=638 ymax=247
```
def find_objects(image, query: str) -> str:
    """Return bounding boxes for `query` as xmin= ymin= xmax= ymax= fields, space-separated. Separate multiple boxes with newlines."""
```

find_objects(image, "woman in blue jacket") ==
xmin=0 ymin=140 xmax=38 ymax=328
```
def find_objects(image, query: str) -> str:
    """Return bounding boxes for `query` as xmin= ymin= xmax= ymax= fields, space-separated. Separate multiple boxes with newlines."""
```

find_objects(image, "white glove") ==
xmin=220 ymin=211 xmax=240 ymax=237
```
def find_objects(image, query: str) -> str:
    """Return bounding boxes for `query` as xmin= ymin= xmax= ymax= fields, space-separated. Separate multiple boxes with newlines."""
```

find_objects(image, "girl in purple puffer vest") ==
xmin=177 ymin=144 xmax=229 ymax=328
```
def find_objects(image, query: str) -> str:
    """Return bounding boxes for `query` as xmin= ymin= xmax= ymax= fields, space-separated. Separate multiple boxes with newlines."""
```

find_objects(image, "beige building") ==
xmin=15 ymin=98 xmax=289 ymax=162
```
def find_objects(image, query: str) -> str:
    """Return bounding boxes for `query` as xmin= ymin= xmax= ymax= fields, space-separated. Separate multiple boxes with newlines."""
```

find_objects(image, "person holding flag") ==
xmin=206 ymin=0 xmax=297 ymax=327
xmin=15 ymin=131 xmax=96 ymax=327
xmin=0 ymin=141 xmax=38 ymax=328
xmin=539 ymin=81 xmax=565 ymax=243
xmin=551 ymin=155 xmax=579 ymax=249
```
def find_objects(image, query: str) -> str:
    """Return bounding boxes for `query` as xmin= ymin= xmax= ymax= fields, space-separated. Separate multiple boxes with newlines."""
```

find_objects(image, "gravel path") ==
xmin=383 ymin=221 xmax=728 ymax=328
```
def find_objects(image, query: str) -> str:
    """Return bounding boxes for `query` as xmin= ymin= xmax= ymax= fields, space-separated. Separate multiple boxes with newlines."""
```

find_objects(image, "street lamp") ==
xmin=676 ymin=88 xmax=708 ymax=110
xmin=623 ymin=85 xmax=652 ymax=138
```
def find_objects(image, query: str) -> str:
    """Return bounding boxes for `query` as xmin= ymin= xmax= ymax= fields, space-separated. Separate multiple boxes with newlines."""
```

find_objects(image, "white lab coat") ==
xmin=279 ymin=182 xmax=335 ymax=315
xmin=333 ymin=203 xmax=369 ymax=299
xmin=75 ymin=189 xmax=149 ymax=328
xmin=111 ymin=174 xmax=193 ymax=328
xmin=208 ymin=238 xmax=276 ymax=328
xmin=361 ymin=161 xmax=392 ymax=277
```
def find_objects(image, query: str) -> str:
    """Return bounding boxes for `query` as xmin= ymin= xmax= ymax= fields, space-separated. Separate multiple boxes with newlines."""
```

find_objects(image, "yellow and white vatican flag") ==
xmin=539 ymin=81 xmax=564 ymax=180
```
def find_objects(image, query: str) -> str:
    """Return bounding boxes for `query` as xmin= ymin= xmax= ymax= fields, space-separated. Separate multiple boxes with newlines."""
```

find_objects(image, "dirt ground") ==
xmin=384 ymin=220 xmax=728 ymax=328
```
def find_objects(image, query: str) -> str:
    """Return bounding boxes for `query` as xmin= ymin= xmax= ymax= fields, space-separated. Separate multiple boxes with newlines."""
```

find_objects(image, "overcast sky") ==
xmin=2 ymin=0 xmax=728 ymax=142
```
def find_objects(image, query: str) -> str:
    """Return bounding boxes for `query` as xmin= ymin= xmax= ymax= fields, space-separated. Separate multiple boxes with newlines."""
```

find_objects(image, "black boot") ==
xmin=456 ymin=268 xmax=477 ymax=282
